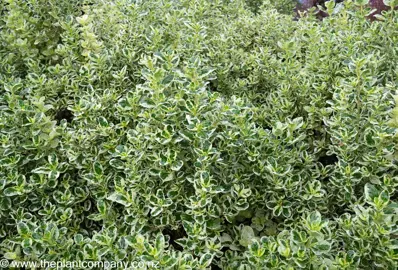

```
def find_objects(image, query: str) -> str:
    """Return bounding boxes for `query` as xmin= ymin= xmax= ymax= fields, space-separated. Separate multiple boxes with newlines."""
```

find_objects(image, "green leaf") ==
xmin=97 ymin=116 xmax=109 ymax=127
xmin=17 ymin=222 xmax=30 ymax=236
xmin=3 ymin=187 xmax=21 ymax=196
xmin=171 ymin=160 xmax=183 ymax=171
xmin=0 ymin=197 xmax=12 ymax=210
xmin=94 ymin=234 xmax=109 ymax=245
xmin=107 ymin=192 xmax=131 ymax=207
xmin=74 ymin=234 xmax=84 ymax=244
xmin=355 ymin=0 xmax=369 ymax=5
xmin=22 ymin=238 xmax=33 ymax=249
xmin=139 ymin=97 xmax=156 ymax=108
xmin=0 ymin=179 xmax=6 ymax=190
xmin=159 ymin=171 xmax=174 ymax=182
xmin=4 ymin=252 xmax=17 ymax=260
xmin=313 ymin=240 xmax=332 ymax=255
xmin=364 ymin=183 xmax=379 ymax=202
xmin=199 ymin=253 xmax=213 ymax=267
xmin=83 ymin=244 xmax=96 ymax=258
xmin=240 ymin=226 xmax=255 ymax=247
xmin=48 ymin=170 xmax=60 ymax=181
xmin=249 ymin=240 xmax=265 ymax=257
xmin=151 ymin=206 xmax=163 ymax=217
xmin=117 ymin=98 xmax=131 ymax=109
xmin=109 ymin=159 xmax=125 ymax=169
xmin=155 ymin=234 xmax=165 ymax=250
xmin=97 ymin=199 xmax=107 ymax=215
xmin=87 ymin=213 xmax=103 ymax=221
xmin=277 ymin=242 xmax=291 ymax=258
xmin=291 ymin=230 xmax=307 ymax=245
xmin=93 ymin=161 xmax=103 ymax=175
xmin=383 ymin=0 xmax=398 ymax=7
xmin=161 ymin=74 xmax=174 ymax=84
xmin=48 ymin=153 xmax=58 ymax=166
xmin=308 ymin=211 xmax=322 ymax=224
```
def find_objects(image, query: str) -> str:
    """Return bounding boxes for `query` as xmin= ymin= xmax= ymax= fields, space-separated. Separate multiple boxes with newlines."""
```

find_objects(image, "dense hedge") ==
xmin=1 ymin=0 xmax=398 ymax=269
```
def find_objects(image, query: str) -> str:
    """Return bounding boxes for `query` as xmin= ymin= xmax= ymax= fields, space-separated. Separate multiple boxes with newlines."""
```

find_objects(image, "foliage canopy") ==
xmin=0 ymin=0 xmax=398 ymax=269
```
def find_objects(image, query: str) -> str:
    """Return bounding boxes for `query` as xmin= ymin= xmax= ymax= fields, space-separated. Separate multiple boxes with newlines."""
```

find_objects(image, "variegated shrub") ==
xmin=0 ymin=0 xmax=397 ymax=269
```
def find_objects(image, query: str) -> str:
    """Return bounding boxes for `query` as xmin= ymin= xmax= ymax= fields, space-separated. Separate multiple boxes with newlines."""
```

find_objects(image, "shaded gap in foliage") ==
xmin=163 ymin=226 xmax=187 ymax=251
xmin=55 ymin=108 xmax=74 ymax=124
xmin=318 ymin=153 xmax=338 ymax=166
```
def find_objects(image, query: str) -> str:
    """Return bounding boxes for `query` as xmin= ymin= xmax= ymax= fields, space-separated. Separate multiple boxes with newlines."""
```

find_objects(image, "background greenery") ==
xmin=0 ymin=0 xmax=397 ymax=269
